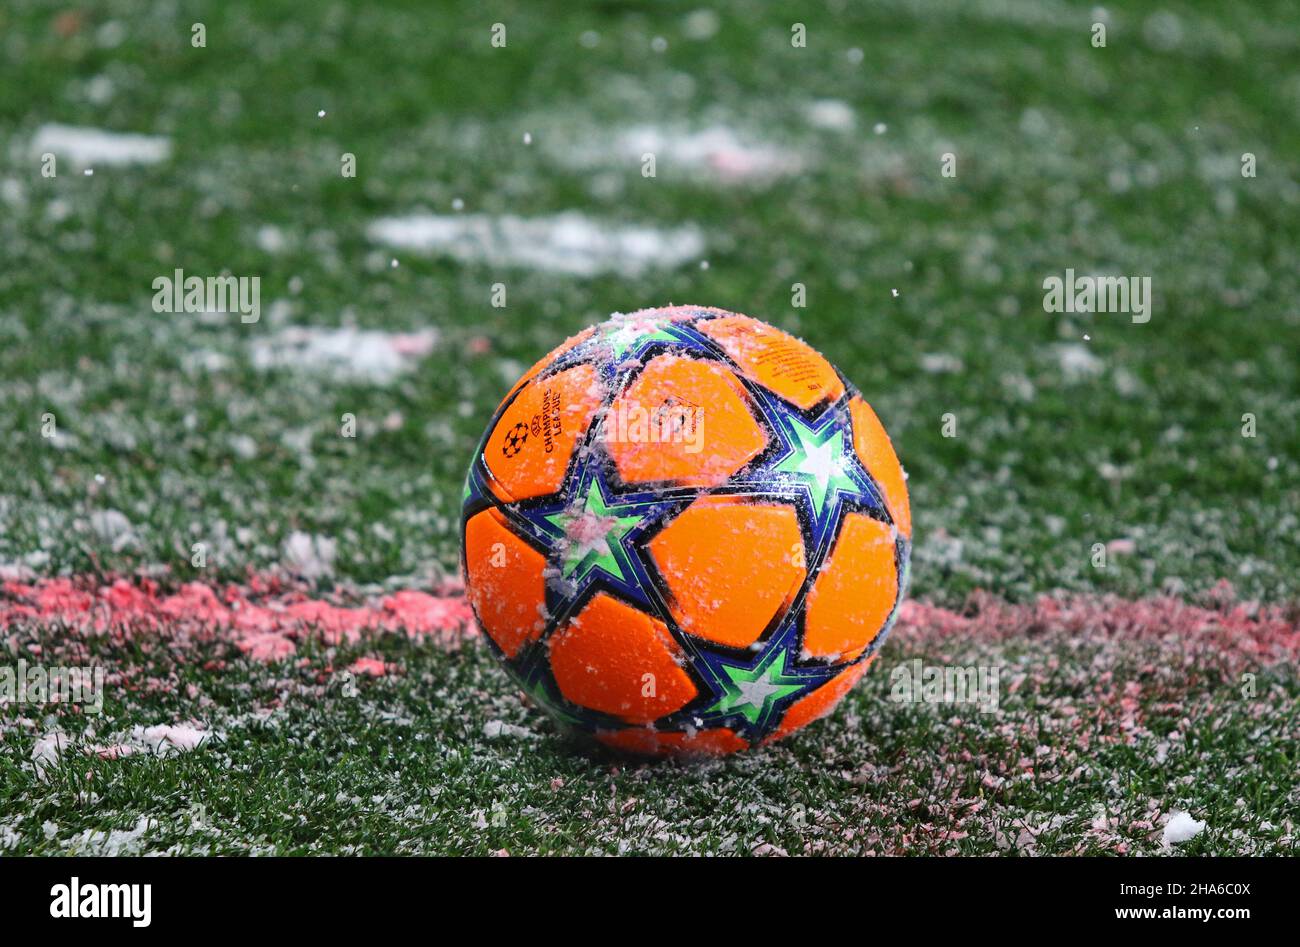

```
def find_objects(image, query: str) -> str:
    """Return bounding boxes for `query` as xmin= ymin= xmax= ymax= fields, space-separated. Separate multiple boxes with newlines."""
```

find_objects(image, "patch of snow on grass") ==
xmin=31 ymin=731 xmax=71 ymax=776
xmin=250 ymin=326 xmax=438 ymax=383
xmin=1053 ymin=343 xmax=1105 ymax=381
xmin=806 ymin=99 xmax=856 ymax=131
xmin=137 ymin=723 xmax=214 ymax=754
xmin=1162 ymin=811 xmax=1206 ymax=846
xmin=89 ymin=509 xmax=134 ymax=550
xmin=65 ymin=816 xmax=157 ymax=856
xmin=30 ymin=124 xmax=171 ymax=167
xmin=920 ymin=352 xmax=963 ymax=374
xmin=0 ymin=820 xmax=20 ymax=852
xmin=607 ymin=125 xmax=803 ymax=182
xmin=483 ymin=720 xmax=537 ymax=740
xmin=367 ymin=212 xmax=704 ymax=277
xmin=281 ymin=531 xmax=336 ymax=581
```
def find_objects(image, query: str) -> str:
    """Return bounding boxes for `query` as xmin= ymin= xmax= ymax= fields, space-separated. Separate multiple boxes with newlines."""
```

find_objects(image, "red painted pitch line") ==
xmin=1 ymin=574 xmax=475 ymax=663
xmin=1 ymin=574 xmax=1296 ymax=665
xmin=902 ymin=586 xmax=1299 ymax=667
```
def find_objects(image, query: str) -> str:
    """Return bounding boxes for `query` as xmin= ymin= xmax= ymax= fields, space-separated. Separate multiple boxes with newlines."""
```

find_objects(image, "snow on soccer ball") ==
xmin=460 ymin=306 xmax=911 ymax=756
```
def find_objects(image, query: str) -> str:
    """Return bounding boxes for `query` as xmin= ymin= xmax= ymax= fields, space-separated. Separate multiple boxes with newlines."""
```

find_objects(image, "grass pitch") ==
xmin=1 ymin=0 xmax=1297 ymax=854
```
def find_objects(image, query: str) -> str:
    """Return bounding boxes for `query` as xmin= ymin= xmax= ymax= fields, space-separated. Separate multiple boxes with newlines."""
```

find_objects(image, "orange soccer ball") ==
xmin=460 ymin=306 xmax=911 ymax=756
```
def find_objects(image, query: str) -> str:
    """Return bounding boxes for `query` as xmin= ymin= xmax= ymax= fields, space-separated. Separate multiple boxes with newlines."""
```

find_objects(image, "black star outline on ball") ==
xmin=511 ymin=457 xmax=677 ymax=620
xmin=724 ymin=385 xmax=893 ymax=576
xmin=664 ymin=615 xmax=848 ymax=743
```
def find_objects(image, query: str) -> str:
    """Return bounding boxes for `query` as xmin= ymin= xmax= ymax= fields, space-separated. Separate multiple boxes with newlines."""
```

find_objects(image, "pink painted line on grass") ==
xmin=900 ymin=584 xmax=1300 ymax=667
xmin=1 ymin=574 xmax=1295 ymax=665
xmin=1 ymin=575 xmax=475 ymax=662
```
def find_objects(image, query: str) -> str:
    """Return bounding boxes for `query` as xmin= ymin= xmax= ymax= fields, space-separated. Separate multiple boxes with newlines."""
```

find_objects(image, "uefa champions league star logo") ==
xmin=501 ymin=422 xmax=529 ymax=457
